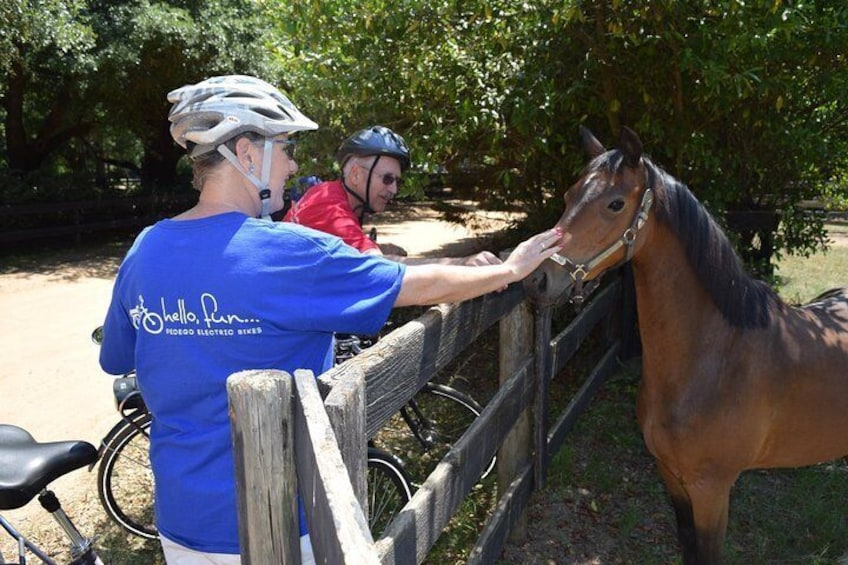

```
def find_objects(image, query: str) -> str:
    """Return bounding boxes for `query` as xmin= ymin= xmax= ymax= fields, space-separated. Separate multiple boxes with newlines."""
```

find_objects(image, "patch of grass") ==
xmin=775 ymin=222 xmax=848 ymax=304
xmin=428 ymin=479 xmax=498 ymax=562
xmin=728 ymin=463 xmax=848 ymax=564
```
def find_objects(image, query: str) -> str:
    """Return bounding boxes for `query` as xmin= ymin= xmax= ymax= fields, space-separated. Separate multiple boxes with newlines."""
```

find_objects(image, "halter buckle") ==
xmin=570 ymin=265 xmax=589 ymax=282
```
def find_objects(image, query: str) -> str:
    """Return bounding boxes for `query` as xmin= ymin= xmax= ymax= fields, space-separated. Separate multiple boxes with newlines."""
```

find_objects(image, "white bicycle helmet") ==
xmin=167 ymin=75 xmax=318 ymax=220
xmin=168 ymin=75 xmax=318 ymax=157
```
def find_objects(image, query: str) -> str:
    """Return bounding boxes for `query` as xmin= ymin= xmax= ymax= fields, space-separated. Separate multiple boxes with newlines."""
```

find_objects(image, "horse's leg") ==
xmin=685 ymin=473 xmax=734 ymax=565
xmin=657 ymin=461 xmax=734 ymax=564
xmin=656 ymin=461 xmax=698 ymax=564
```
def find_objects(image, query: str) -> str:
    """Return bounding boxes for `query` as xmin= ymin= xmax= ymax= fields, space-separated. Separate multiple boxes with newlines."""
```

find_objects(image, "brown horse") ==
xmin=524 ymin=126 xmax=848 ymax=564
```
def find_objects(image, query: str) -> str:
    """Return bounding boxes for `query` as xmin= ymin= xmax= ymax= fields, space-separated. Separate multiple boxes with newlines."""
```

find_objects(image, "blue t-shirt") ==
xmin=99 ymin=212 xmax=404 ymax=553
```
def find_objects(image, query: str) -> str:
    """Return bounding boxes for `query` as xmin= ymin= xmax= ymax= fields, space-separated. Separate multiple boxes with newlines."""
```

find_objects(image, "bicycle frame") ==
xmin=1 ymin=512 xmax=55 ymax=564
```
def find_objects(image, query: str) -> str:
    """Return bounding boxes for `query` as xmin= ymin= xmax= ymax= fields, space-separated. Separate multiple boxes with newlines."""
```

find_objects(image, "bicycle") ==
xmin=0 ymin=425 xmax=104 ymax=565
xmin=96 ymin=373 xmax=414 ymax=541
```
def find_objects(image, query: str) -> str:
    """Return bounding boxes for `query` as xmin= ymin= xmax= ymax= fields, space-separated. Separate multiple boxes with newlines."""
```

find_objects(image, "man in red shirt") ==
xmin=284 ymin=126 xmax=500 ymax=266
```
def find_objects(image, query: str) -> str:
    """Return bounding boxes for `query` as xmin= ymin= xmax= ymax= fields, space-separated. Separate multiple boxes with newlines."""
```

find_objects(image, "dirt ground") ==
xmin=0 ymin=201 xmax=521 ymax=559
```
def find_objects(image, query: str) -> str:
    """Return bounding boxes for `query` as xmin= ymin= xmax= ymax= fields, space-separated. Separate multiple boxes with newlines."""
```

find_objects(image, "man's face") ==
xmin=352 ymin=156 xmax=403 ymax=214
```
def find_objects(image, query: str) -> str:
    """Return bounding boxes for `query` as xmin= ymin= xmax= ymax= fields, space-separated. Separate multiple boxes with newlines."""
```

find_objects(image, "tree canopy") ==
xmin=276 ymin=0 xmax=847 ymax=266
xmin=1 ymin=0 xmax=275 ymax=196
xmin=2 ymin=0 xmax=847 ymax=268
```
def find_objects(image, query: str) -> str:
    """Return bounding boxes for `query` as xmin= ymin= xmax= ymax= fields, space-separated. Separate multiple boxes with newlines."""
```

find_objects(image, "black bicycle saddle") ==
xmin=0 ymin=424 xmax=98 ymax=510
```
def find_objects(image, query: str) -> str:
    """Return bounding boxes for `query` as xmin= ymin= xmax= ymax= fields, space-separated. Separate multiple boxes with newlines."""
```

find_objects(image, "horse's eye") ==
xmin=608 ymin=199 xmax=625 ymax=212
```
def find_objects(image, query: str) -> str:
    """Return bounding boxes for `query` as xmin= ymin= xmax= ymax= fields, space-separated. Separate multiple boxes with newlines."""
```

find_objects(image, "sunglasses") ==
xmin=375 ymin=172 xmax=404 ymax=188
xmin=273 ymin=138 xmax=297 ymax=159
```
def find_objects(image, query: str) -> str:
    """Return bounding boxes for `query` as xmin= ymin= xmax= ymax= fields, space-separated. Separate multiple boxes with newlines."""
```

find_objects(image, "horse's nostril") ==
xmin=525 ymin=270 xmax=547 ymax=294
xmin=538 ymin=272 xmax=548 ymax=293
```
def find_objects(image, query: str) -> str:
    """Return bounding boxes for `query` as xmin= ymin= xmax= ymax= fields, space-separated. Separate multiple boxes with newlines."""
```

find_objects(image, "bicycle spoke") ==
xmin=366 ymin=450 xmax=411 ymax=539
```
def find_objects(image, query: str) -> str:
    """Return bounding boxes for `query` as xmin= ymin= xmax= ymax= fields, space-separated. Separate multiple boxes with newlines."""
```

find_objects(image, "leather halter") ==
xmin=548 ymin=186 xmax=654 ymax=306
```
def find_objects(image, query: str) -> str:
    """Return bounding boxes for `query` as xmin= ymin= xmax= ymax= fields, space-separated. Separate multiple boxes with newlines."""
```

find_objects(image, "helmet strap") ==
xmin=217 ymin=139 xmax=275 ymax=221
xmin=258 ymin=138 xmax=274 ymax=220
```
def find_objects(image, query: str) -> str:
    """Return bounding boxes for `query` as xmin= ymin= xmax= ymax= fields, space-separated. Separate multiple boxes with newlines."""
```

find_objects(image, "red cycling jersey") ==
xmin=283 ymin=179 xmax=379 ymax=253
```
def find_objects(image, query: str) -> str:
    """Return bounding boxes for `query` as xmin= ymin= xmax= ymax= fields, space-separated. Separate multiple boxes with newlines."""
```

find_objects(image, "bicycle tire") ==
xmin=97 ymin=412 xmax=157 ymax=540
xmin=366 ymin=447 xmax=412 ymax=539
xmin=373 ymin=382 xmax=495 ymax=482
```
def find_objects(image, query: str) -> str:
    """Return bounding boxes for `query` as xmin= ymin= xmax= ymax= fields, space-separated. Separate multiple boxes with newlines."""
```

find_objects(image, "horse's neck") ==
xmin=630 ymin=222 xmax=728 ymax=363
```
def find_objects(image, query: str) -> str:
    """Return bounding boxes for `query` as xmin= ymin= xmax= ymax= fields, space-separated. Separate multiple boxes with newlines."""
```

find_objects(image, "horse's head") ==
xmin=524 ymin=126 xmax=654 ymax=307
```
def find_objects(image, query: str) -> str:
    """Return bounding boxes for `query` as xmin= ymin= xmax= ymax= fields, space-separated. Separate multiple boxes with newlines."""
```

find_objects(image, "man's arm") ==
xmin=381 ymin=246 xmax=502 ymax=266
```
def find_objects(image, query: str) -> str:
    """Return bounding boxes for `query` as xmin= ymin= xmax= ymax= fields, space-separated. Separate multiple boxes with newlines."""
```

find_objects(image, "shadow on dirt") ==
xmin=1 ymin=239 xmax=131 ymax=282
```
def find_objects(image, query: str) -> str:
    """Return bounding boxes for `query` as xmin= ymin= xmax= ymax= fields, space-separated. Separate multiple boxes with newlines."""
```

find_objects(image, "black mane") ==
xmin=593 ymin=150 xmax=782 ymax=328
xmin=646 ymin=157 xmax=782 ymax=328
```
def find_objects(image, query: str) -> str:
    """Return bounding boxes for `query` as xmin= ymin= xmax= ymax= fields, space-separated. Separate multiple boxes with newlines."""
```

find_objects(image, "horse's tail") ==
xmin=805 ymin=287 xmax=848 ymax=305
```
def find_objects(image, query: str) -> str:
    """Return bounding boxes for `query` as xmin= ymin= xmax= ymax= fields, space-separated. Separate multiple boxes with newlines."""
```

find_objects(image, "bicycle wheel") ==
xmin=373 ymin=382 xmax=495 ymax=482
xmin=97 ymin=412 xmax=157 ymax=540
xmin=367 ymin=447 xmax=412 ymax=539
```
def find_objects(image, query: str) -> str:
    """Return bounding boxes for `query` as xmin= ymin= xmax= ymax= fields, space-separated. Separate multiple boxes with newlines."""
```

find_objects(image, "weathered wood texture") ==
xmin=319 ymin=365 xmax=368 ymax=514
xmin=497 ymin=299 xmax=534 ymax=541
xmin=227 ymin=370 xmax=299 ymax=565
xmin=533 ymin=306 xmax=554 ymax=487
xmin=375 ymin=355 xmax=535 ymax=564
xmin=292 ymin=369 xmax=379 ymax=564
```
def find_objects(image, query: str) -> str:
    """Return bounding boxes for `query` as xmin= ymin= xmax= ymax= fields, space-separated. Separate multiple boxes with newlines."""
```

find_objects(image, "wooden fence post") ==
xmin=319 ymin=366 xmax=369 ymax=515
xmin=227 ymin=369 xmax=299 ymax=565
xmin=533 ymin=306 xmax=553 ymax=488
xmin=498 ymin=299 xmax=534 ymax=541
xmin=293 ymin=370 xmax=379 ymax=564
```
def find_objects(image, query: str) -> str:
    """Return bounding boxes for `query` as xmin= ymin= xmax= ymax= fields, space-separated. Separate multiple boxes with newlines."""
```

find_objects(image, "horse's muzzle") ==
xmin=523 ymin=260 xmax=574 ymax=307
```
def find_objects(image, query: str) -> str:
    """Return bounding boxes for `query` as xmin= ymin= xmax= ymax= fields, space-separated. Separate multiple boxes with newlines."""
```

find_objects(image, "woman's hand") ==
xmin=395 ymin=227 xmax=563 ymax=307
xmin=504 ymin=227 xmax=563 ymax=280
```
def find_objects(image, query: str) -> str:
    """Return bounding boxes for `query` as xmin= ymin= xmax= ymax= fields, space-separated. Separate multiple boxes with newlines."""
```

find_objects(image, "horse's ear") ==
xmin=619 ymin=126 xmax=643 ymax=168
xmin=579 ymin=125 xmax=606 ymax=159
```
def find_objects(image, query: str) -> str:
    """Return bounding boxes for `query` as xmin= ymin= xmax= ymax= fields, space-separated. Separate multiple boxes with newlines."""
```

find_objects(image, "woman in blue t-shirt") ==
xmin=99 ymin=74 xmax=562 ymax=565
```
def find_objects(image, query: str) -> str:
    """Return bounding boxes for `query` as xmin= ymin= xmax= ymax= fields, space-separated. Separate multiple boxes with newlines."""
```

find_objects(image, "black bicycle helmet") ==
xmin=336 ymin=126 xmax=411 ymax=171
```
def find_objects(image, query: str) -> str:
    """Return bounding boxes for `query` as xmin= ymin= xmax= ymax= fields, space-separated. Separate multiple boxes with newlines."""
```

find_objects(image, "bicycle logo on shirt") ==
xmin=129 ymin=296 xmax=164 ymax=334
xmin=129 ymin=293 xmax=262 ymax=336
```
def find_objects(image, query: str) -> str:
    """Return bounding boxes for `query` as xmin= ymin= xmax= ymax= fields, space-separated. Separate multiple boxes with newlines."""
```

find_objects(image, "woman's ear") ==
xmin=235 ymin=137 xmax=256 ymax=171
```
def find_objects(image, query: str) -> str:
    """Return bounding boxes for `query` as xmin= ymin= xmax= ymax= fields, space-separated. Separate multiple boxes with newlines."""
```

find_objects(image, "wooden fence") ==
xmin=227 ymin=271 xmax=629 ymax=564
xmin=0 ymin=193 xmax=194 ymax=247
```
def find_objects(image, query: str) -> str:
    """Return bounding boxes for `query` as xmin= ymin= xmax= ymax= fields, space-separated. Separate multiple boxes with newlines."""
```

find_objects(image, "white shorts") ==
xmin=160 ymin=533 xmax=314 ymax=565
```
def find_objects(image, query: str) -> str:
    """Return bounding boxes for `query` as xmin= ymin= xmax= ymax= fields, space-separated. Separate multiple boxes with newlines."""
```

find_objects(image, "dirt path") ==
xmin=0 ymin=201 xmax=520 ymax=557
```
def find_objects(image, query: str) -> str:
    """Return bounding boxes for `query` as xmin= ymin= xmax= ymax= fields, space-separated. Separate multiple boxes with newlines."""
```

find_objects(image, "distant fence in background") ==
xmin=0 ymin=191 xmax=195 ymax=249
